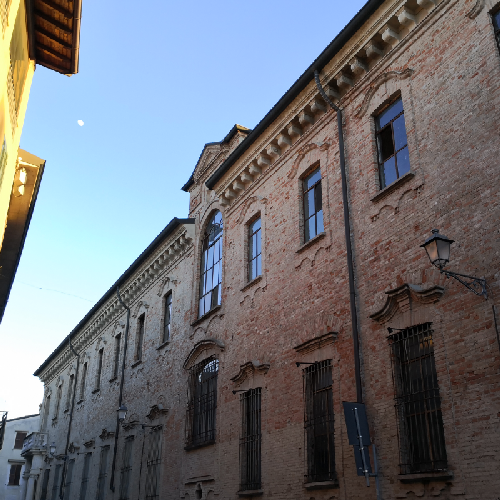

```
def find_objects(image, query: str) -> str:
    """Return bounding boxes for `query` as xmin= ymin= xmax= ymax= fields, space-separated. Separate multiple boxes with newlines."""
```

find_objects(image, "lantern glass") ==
xmin=50 ymin=442 xmax=56 ymax=455
xmin=421 ymin=229 xmax=454 ymax=270
xmin=118 ymin=405 xmax=127 ymax=422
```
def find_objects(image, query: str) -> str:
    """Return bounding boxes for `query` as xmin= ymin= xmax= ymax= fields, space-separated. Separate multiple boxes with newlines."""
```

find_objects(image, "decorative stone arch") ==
xmin=131 ymin=300 xmax=150 ymax=319
xmin=94 ymin=336 xmax=107 ymax=352
xmin=231 ymin=360 xmax=270 ymax=390
xmin=183 ymin=338 xmax=225 ymax=370
xmin=157 ymin=275 xmax=178 ymax=297
xmin=287 ymin=141 xmax=330 ymax=180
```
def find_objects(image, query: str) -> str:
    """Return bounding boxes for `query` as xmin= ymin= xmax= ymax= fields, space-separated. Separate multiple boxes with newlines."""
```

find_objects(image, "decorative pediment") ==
xmin=132 ymin=300 xmax=150 ymax=319
xmin=194 ymin=144 xmax=225 ymax=183
xmin=99 ymin=429 xmax=115 ymax=440
xmin=146 ymin=404 xmax=168 ymax=421
xmin=68 ymin=442 xmax=80 ymax=454
xmin=294 ymin=332 xmax=338 ymax=354
xmin=122 ymin=420 xmax=139 ymax=431
xmin=83 ymin=439 xmax=94 ymax=448
xmin=370 ymin=283 xmax=445 ymax=324
xmin=231 ymin=361 xmax=270 ymax=386
xmin=183 ymin=339 xmax=225 ymax=369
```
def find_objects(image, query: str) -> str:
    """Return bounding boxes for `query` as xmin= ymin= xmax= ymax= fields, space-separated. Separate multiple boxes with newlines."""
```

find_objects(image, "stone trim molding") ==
xmin=99 ymin=428 xmax=115 ymax=440
xmin=38 ymin=223 xmax=195 ymax=384
xmin=294 ymin=332 xmax=339 ymax=355
xmin=132 ymin=300 xmax=149 ymax=319
xmin=370 ymin=283 xmax=445 ymax=324
xmin=146 ymin=404 xmax=168 ymax=421
xmin=183 ymin=339 xmax=225 ymax=369
xmin=231 ymin=361 xmax=270 ymax=386
xmin=465 ymin=0 xmax=484 ymax=19
xmin=83 ymin=439 xmax=94 ymax=448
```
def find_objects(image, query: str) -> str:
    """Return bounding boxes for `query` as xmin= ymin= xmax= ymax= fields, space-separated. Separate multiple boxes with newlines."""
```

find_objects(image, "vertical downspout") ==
xmin=59 ymin=335 xmax=80 ymax=499
xmin=314 ymin=70 xmax=363 ymax=403
xmin=110 ymin=287 xmax=130 ymax=492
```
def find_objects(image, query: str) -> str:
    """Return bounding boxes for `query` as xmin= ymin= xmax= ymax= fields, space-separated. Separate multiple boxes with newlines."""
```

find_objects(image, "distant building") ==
xmin=31 ymin=0 xmax=500 ymax=499
xmin=0 ymin=0 xmax=83 ymax=321
xmin=0 ymin=414 xmax=39 ymax=500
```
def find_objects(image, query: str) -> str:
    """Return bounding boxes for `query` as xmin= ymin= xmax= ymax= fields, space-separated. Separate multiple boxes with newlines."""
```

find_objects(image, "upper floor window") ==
xmin=186 ymin=356 xmax=219 ymax=448
xmin=248 ymin=218 xmax=262 ymax=281
xmin=389 ymin=323 xmax=447 ymax=475
xmin=135 ymin=315 xmax=145 ymax=362
xmin=492 ymin=8 xmax=500 ymax=51
xmin=14 ymin=431 xmax=27 ymax=449
xmin=199 ymin=211 xmax=223 ymax=317
xmin=303 ymin=168 xmax=324 ymax=242
xmin=376 ymin=97 xmax=410 ymax=189
xmin=8 ymin=463 xmax=22 ymax=485
xmin=113 ymin=335 xmax=121 ymax=379
xmin=163 ymin=292 xmax=172 ymax=343
xmin=79 ymin=363 xmax=87 ymax=401
xmin=95 ymin=349 xmax=104 ymax=391
xmin=303 ymin=360 xmax=335 ymax=483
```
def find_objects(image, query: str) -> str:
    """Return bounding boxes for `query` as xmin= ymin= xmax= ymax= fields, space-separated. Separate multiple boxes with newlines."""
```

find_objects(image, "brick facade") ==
xmin=29 ymin=0 xmax=500 ymax=499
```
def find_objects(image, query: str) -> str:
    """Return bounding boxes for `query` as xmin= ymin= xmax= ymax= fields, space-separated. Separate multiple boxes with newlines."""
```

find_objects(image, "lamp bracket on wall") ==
xmin=440 ymin=270 xmax=487 ymax=298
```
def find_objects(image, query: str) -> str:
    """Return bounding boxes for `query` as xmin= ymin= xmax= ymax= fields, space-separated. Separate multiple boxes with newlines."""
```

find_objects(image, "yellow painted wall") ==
xmin=0 ymin=0 xmax=35 ymax=251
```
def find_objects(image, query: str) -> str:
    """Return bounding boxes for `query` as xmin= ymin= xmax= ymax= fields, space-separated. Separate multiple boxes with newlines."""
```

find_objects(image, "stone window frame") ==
xmin=93 ymin=348 xmax=104 ymax=393
xmin=133 ymin=314 xmax=146 ymax=365
xmin=302 ymin=166 xmax=325 ymax=244
xmin=53 ymin=379 xmax=64 ymax=421
xmin=78 ymin=361 xmax=88 ymax=403
xmin=161 ymin=291 xmax=173 ymax=345
xmin=245 ymin=212 xmax=262 ymax=285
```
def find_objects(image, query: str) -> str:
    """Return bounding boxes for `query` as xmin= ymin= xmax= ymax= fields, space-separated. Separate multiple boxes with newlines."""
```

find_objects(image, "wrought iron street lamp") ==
xmin=117 ymin=405 xmax=128 ymax=423
xmin=421 ymin=229 xmax=487 ymax=298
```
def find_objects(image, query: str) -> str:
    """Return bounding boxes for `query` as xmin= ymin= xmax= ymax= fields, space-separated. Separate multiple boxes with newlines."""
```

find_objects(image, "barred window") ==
xmin=186 ymin=357 xmax=219 ymax=448
xmin=389 ymin=323 xmax=447 ymax=475
xmin=40 ymin=468 xmax=50 ymax=500
xmin=248 ymin=218 xmax=262 ymax=281
xmin=376 ymin=97 xmax=410 ymax=189
xmin=96 ymin=446 xmax=109 ymax=500
xmin=303 ymin=360 xmax=335 ymax=483
xmin=113 ymin=334 xmax=121 ymax=379
xmin=62 ymin=459 xmax=75 ymax=500
xmin=303 ymin=168 xmax=324 ymax=242
xmin=51 ymin=464 xmax=61 ymax=500
xmin=136 ymin=315 xmax=145 ymax=361
xmin=79 ymin=453 xmax=91 ymax=500
xmin=199 ymin=211 xmax=223 ymax=317
xmin=8 ymin=463 xmax=22 ymax=485
xmin=239 ymin=388 xmax=261 ymax=491
xmin=163 ymin=293 xmax=172 ymax=343
xmin=145 ymin=426 xmax=162 ymax=500
xmin=119 ymin=437 xmax=134 ymax=500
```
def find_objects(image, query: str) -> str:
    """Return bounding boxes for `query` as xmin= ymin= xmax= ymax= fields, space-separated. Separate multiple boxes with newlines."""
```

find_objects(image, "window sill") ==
xmin=191 ymin=305 xmax=221 ymax=327
xmin=241 ymin=275 xmax=262 ymax=292
xmin=296 ymin=232 xmax=326 ymax=254
xmin=184 ymin=439 xmax=216 ymax=451
xmin=91 ymin=389 xmax=100 ymax=394
xmin=304 ymin=480 xmax=339 ymax=490
xmin=131 ymin=360 xmax=142 ymax=368
xmin=398 ymin=470 xmax=453 ymax=483
xmin=238 ymin=490 xmax=263 ymax=497
xmin=156 ymin=341 xmax=170 ymax=351
xmin=370 ymin=171 xmax=414 ymax=203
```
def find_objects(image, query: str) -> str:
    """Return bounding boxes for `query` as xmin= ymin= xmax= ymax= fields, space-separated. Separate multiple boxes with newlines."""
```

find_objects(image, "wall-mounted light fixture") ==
xmin=117 ymin=405 xmax=128 ymax=423
xmin=49 ymin=442 xmax=67 ymax=460
xmin=421 ymin=229 xmax=487 ymax=298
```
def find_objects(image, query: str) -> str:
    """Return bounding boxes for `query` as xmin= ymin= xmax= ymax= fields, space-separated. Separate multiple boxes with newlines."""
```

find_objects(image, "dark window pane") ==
xmin=317 ymin=210 xmax=324 ymax=234
xmin=378 ymin=126 xmax=394 ymax=162
xmin=382 ymin=156 xmax=397 ymax=188
xmin=305 ymin=169 xmax=321 ymax=189
xmin=493 ymin=10 xmax=500 ymax=29
xmin=378 ymin=98 xmax=404 ymax=129
xmin=315 ymin=184 xmax=322 ymax=212
xmin=396 ymin=147 xmax=411 ymax=177
xmin=393 ymin=114 xmax=408 ymax=151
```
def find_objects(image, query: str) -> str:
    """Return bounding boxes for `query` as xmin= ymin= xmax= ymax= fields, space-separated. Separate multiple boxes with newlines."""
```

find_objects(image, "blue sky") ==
xmin=0 ymin=0 xmax=368 ymax=418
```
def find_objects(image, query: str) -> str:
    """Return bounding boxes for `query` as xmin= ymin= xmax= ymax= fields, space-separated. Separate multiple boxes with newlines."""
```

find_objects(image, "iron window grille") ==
xmin=79 ymin=453 xmax=91 ymax=500
xmin=389 ymin=323 xmax=447 ymax=475
xmin=51 ymin=464 xmax=61 ymax=500
xmin=96 ymin=446 xmax=109 ymax=500
xmin=14 ymin=431 xmax=27 ymax=449
xmin=113 ymin=334 xmax=121 ymax=379
xmin=239 ymin=388 xmax=262 ymax=491
xmin=40 ymin=468 xmax=50 ymax=500
xmin=199 ymin=211 xmax=223 ymax=317
xmin=248 ymin=218 xmax=262 ymax=281
xmin=62 ymin=459 xmax=75 ymax=500
xmin=119 ymin=437 xmax=134 ymax=500
xmin=493 ymin=7 xmax=500 ymax=51
xmin=303 ymin=360 xmax=336 ymax=483
xmin=376 ymin=97 xmax=410 ymax=189
xmin=186 ymin=356 xmax=219 ymax=448
xmin=8 ymin=463 xmax=22 ymax=485
xmin=145 ymin=426 xmax=162 ymax=500
xmin=163 ymin=293 xmax=172 ymax=343
xmin=303 ymin=168 xmax=324 ymax=242
xmin=136 ymin=315 xmax=145 ymax=361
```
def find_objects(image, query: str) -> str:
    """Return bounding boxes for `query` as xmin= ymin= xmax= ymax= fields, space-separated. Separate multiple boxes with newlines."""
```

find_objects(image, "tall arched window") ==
xmin=199 ymin=211 xmax=223 ymax=317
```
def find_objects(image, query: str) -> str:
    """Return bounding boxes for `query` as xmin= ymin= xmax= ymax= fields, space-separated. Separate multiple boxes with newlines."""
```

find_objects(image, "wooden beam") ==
xmin=36 ymin=54 xmax=70 ymax=74
xmin=37 ymin=0 xmax=73 ymax=18
xmin=34 ymin=9 xmax=72 ymax=34
xmin=37 ymin=42 xmax=72 ymax=62
xmin=35 ymin=25 xmax=72 ymax=48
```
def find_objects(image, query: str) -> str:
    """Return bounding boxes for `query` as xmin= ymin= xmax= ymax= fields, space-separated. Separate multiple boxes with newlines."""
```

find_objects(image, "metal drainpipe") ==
xmin=59 ymin=334 xmax=80 ymax=499
xmin=314 ymin=70 xmax=363 ymax=403
xmin=110 ymin=287 xmax=131 ymax=492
